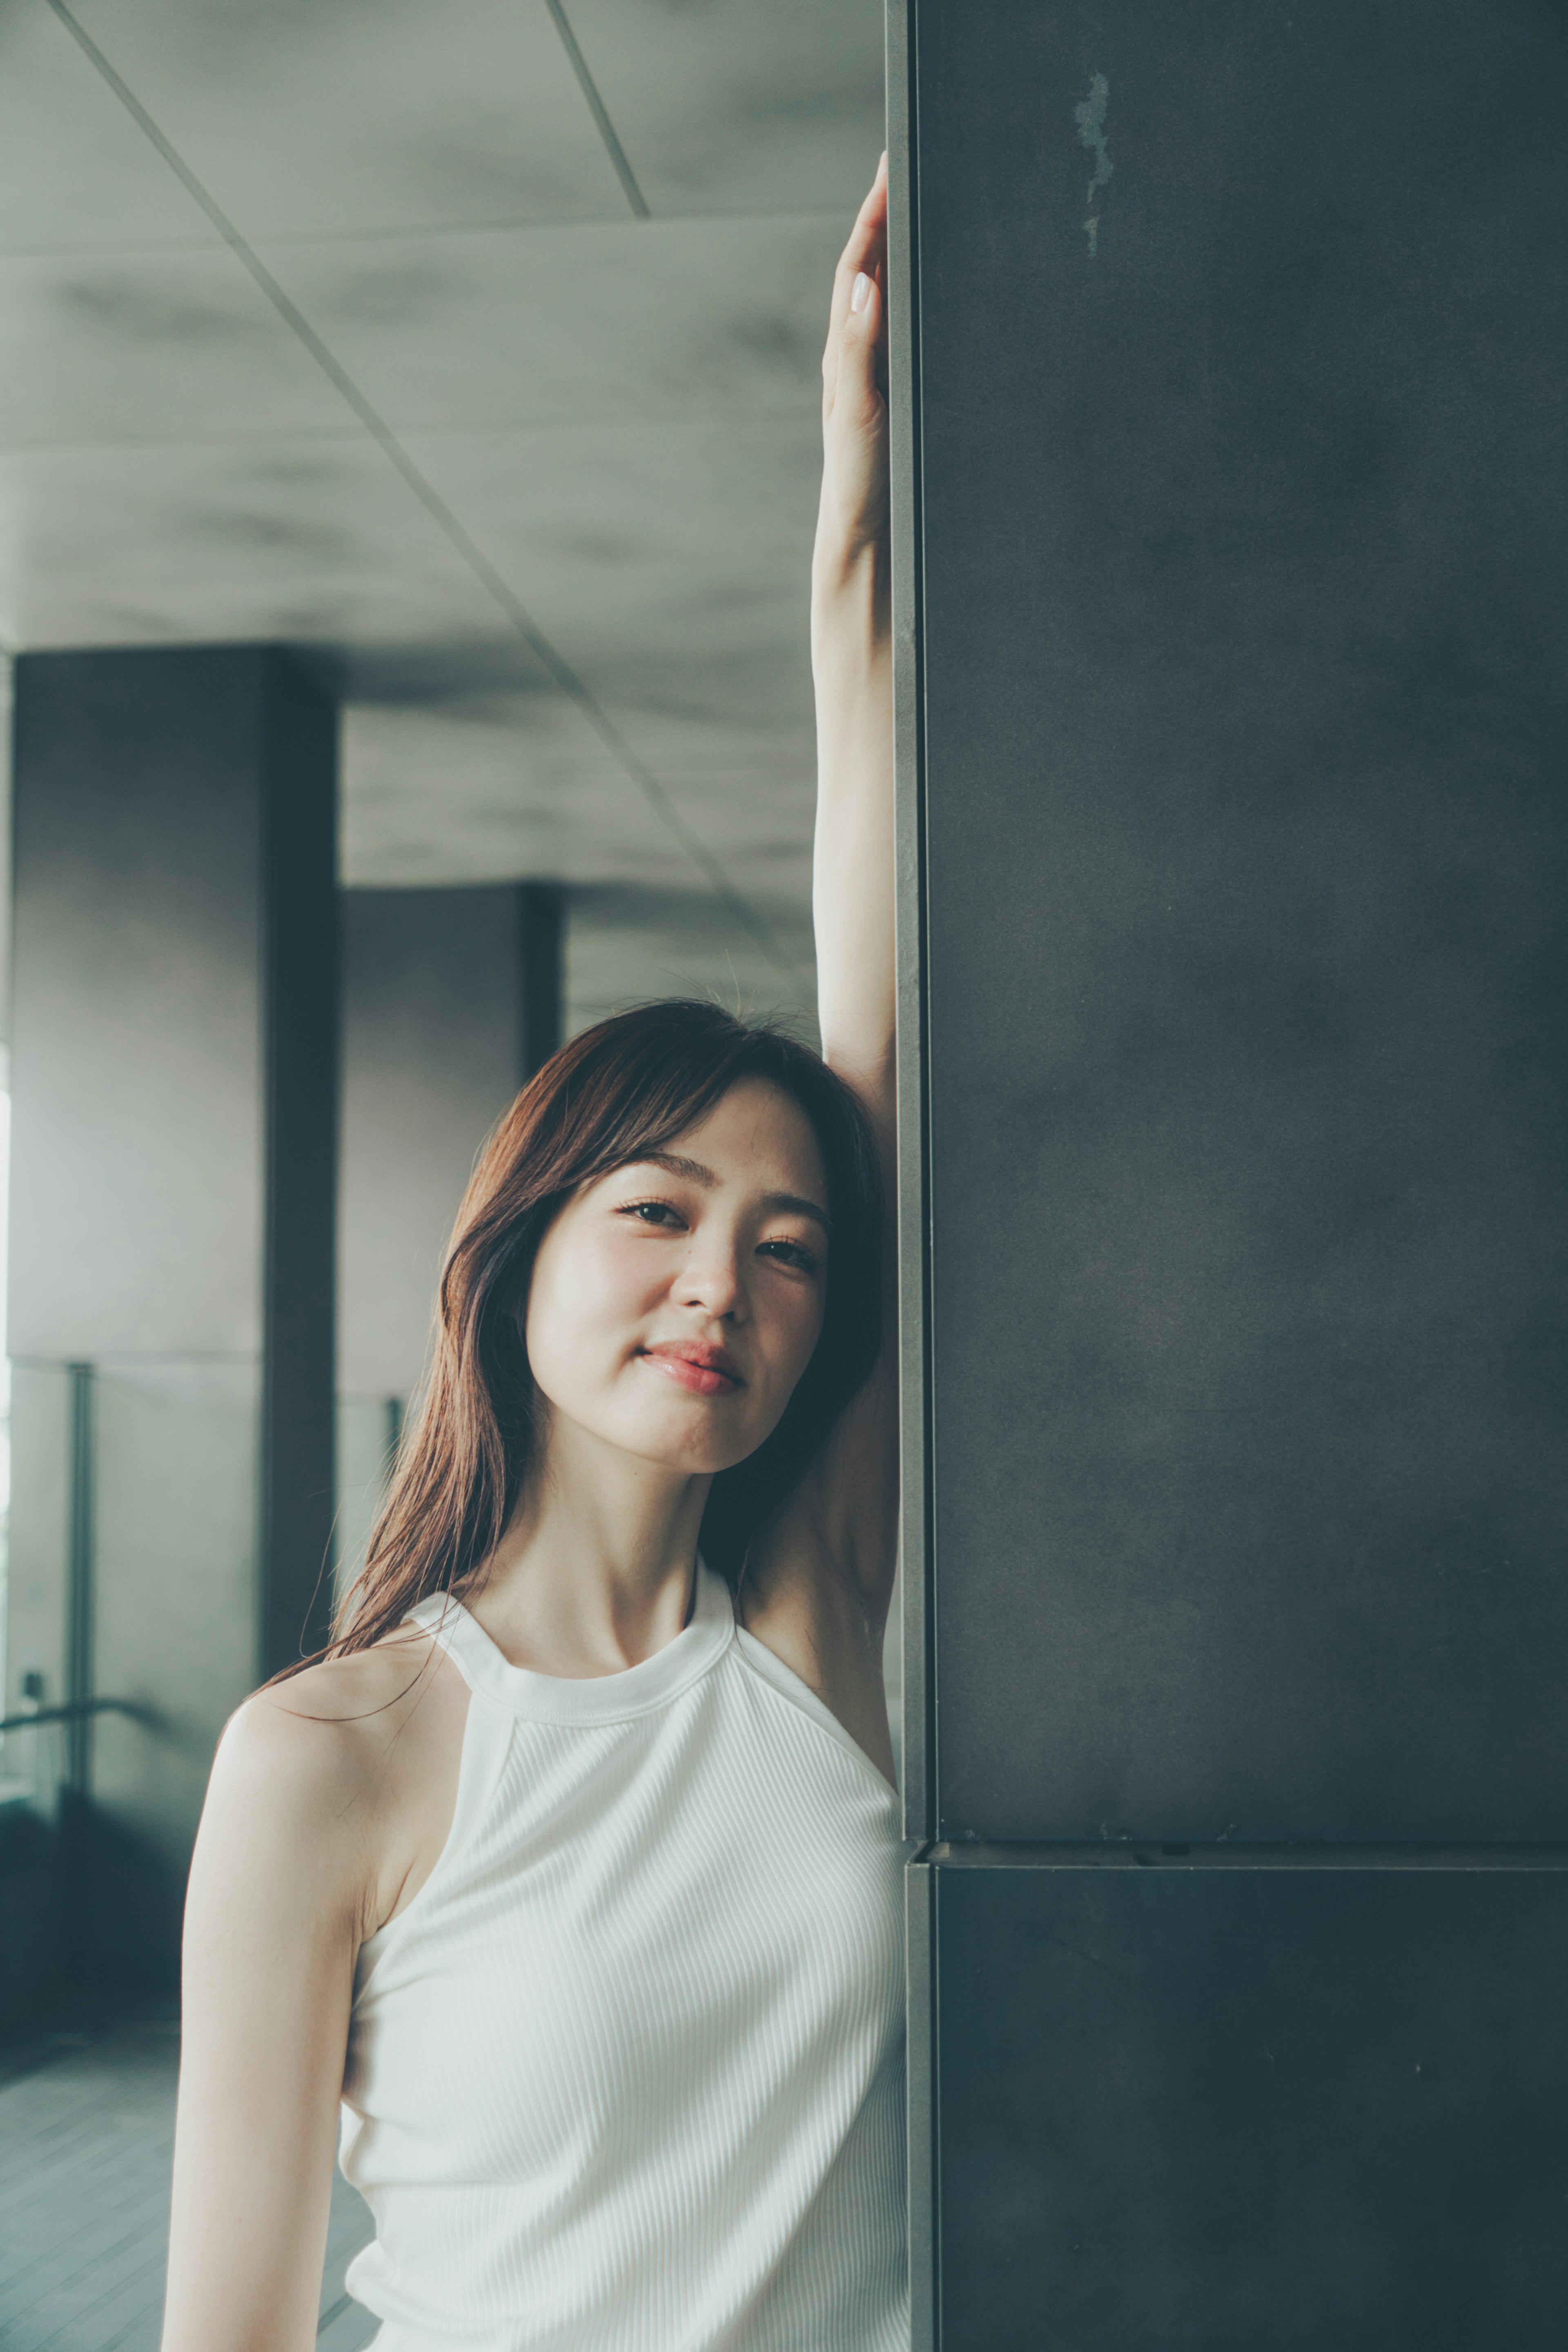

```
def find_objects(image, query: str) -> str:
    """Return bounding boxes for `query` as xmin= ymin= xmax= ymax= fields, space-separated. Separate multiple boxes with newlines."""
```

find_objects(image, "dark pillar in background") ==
xmin=260 ymin=661 xmax=340 ymax=1679
xmin=891 ymin=0 xmax=1568 ymax=2341
xmin=7 ymin=645 xmax=338 ymax=1989
xmin=335 ymin=881 xmax=566 ymax=1594
xmin=517 ymin=878 xmax=564 ymax=1085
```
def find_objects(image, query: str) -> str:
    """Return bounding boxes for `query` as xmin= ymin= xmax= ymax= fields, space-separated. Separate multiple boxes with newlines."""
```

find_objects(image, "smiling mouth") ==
xmin=639 ymin=1344 xmax=744 ymax=1397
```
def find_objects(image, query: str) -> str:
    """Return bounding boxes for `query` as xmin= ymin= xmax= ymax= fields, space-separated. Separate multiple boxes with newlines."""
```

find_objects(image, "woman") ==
xmin=161 ymin=157 xmax=899 ymax=2352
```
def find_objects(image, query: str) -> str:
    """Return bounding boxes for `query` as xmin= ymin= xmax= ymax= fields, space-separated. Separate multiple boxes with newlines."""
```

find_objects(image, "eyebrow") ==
xmin=638 ymin=1151 xmax=832 ymax=1234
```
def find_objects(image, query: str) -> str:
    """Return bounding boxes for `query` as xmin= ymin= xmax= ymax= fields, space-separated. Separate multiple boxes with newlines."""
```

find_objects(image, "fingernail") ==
xmin=850 ymin=272 xmax=871 ymax=314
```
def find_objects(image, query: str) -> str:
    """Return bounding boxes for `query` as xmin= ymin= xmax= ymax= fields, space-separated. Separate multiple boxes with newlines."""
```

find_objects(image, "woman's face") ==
xmin=524 ymin=1077 xmax=831 ymax=1477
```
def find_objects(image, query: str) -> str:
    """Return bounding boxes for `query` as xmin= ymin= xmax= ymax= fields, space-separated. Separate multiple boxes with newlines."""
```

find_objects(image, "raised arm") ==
xmin=741 ymin=164 xmax=899 ymax=1775
xmin=813 ymin=156 xmax=893 ymax=1137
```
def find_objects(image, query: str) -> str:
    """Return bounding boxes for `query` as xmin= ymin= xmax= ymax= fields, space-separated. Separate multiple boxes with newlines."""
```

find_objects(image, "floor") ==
xmin=0 ymin=2021 xmax=376 ymax=2351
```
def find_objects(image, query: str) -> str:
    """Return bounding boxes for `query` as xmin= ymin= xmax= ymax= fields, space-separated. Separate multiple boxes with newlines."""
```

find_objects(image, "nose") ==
xmin=679 ymin=1234 xmax=746 ymax=1322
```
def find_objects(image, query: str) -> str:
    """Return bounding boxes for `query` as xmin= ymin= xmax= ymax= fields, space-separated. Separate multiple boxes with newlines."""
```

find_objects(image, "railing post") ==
xmin=65 ymin=1360 xmax=95 ymax=1796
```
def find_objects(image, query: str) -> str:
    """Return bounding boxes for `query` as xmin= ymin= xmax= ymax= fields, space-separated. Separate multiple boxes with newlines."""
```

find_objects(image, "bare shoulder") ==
xmin=218 ymin=1630 xmax=443 ymax=1807
xmin=202 ymin=1627 xmax=468 ymax=1937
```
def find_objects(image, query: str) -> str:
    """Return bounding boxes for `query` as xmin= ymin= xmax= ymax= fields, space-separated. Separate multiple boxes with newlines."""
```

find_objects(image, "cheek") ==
xmin=524 ymin=1225 xmax=664 ymax=1388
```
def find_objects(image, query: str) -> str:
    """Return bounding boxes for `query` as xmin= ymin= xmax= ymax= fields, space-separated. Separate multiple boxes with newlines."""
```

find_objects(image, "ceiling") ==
xmin=0 ymin=0 xmax=886 ymax=1027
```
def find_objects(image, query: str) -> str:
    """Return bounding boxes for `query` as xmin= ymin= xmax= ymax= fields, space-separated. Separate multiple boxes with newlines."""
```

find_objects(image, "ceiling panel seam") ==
xmin=40 ymin=0 xmax=796 ymax=979
xmin=541 ymin=0 xmax=650 ymax=221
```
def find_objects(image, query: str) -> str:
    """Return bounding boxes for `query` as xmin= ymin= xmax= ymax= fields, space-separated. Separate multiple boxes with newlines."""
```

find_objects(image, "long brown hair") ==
xmin=328 ymin=999 xmax=884 ymax=1659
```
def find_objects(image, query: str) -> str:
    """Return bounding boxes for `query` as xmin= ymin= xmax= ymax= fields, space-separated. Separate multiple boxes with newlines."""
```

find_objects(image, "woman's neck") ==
xmin=459 ymin=1413 xmax=712 ymax=1679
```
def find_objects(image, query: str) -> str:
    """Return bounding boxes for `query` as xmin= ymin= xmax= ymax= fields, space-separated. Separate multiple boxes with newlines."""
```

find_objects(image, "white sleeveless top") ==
xmin=338 ymin=1563 xmax=907 ymax=2351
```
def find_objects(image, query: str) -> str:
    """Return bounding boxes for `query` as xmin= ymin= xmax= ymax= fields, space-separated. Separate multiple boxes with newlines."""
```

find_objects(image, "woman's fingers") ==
xmin=818 ymin=155 xmax=891 ymax=559
xmin=823 ymin=155 xmax=889 ymax=409
xmin=825 ymin=250 xmax=886 ymax=424
xmin=840 ymin=152 xmax=889 ymax=276
xmin=818 ymin=250 xmax=888 ymax=559
xmin=833 ymin=266 xmax=884 ymax=431
xmin=829 ymin=156 xmax=888 ymax=333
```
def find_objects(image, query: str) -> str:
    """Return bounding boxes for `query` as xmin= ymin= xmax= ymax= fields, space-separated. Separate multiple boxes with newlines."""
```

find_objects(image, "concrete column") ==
xmin=893 ymin=0 xmax=1568 ymax=2337
xmin=517 ymin=879 xmax=564 ymax=1087
xmin=5 ymin=645 xmax=337 ymax=1992
xmin=336 ymin=883 xmax=564 ymax=1588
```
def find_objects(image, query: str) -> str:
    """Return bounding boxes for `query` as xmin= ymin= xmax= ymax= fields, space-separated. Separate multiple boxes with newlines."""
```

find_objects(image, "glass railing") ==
xmin=2 ymin=1364 xmax=406 ymax=1830
xmin=0 ymin=1361 xmax=408 ymax=2014
xmin=3 ymin=1357 xmax=261 ymax=1847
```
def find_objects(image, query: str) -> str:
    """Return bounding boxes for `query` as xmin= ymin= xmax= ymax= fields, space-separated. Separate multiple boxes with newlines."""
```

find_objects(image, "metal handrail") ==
xmin=0 ymin=1697 xmax=153 ymax=1735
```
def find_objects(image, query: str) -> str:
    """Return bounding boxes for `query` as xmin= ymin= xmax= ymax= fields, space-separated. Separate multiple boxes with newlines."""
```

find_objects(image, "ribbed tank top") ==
xmin=338 ymin=1562 xmax=908 ymax=2351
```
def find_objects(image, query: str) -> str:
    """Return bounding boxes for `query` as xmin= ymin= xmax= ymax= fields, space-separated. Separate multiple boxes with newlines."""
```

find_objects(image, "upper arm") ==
xmin=741 ymin=1344 xmax=899 ymax=1782
xmin=768 ymin=1324 xmax=898 ymax=1611
xmin=784 ymin=1058 xmax=900 ymax=1606
xmin=161 ymin=1690 xmax=373 ymax=2352
xmin=742 ymin=1126 xmax=901 ymax=1781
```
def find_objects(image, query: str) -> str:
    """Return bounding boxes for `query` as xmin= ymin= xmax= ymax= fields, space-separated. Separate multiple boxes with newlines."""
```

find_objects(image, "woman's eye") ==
xmin=620 ymin=1199 xmax=682 ymax=1228
xmin=759 ymin=1238 xmax=818 ymax=1273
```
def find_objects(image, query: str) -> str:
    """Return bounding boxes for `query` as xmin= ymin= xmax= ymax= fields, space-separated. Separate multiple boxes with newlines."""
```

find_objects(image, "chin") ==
xmin=615 ymin=1401 xmax=764 ymax=1479
xmin=641 ymin=1428 xmax=754 ymax=1478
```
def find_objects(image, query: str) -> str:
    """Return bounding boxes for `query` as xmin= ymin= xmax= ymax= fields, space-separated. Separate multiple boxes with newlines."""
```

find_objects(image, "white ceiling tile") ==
xmin=0 ymin=0 xmax=873 ymax=969
xmin=637 ymin=767 xmax=815 ymax=876
xmin=568 ymin=881 xmax=816 ymax=1039
xmin=341 ymin=693 xmax=678 ymax=890
xmin=0 ymin=435 xmax=524 ymax=651
xmin=550 ymin=662 xmax=817 ymax=774
xmin=0 ymin=7 xmax=216 ymax=255
xmin=252 ymin=212 xmax=838 ymax=433
xmin=400 ymin=412 xmax=820 ymax=671
xmin=340 ymin=693 xmax=813 ymax=921
xmin=394 ymin=413 xmax=823 ymax=805
xmin=65 ymin=0 xmax=629 ymax=237
xmin=0 ymin=425 xmax=818 ymax=928
xmin=0 ymin=247 xmax=354 ymax=450
xmin=565 ymin=0 xmax=884 ymax=217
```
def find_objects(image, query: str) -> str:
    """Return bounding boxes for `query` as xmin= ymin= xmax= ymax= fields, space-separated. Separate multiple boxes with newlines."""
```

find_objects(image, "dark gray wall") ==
xmin=917 ymin=0 xmax=1568 ymax=1851
xmin=894 ymin=0 xmax=1568 ymax=2336
xmin=928 ymin=1852 xmax=1568 ymax=2351
xmin=7 ymin=646 xmax=337 ymax=1986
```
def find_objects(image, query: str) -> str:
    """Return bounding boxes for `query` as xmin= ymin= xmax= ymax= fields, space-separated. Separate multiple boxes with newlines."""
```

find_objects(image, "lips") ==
xmin=639 ymin=1341 xmax=744 ymax=1397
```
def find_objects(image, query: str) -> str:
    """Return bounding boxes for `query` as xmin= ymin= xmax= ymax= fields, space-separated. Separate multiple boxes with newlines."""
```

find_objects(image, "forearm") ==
xmin=811 ymin=161 xmax=894 ymax=1130
xmin=811 ymin=538 xmax=894 ymax=1127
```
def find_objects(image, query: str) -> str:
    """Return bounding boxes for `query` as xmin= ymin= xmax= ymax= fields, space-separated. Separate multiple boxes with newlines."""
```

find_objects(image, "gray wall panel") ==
xmin=934 ymin=1858 xmax=1568 ymax=2351
xmin=914 ymin=0 xmax=1568 ymax=1844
